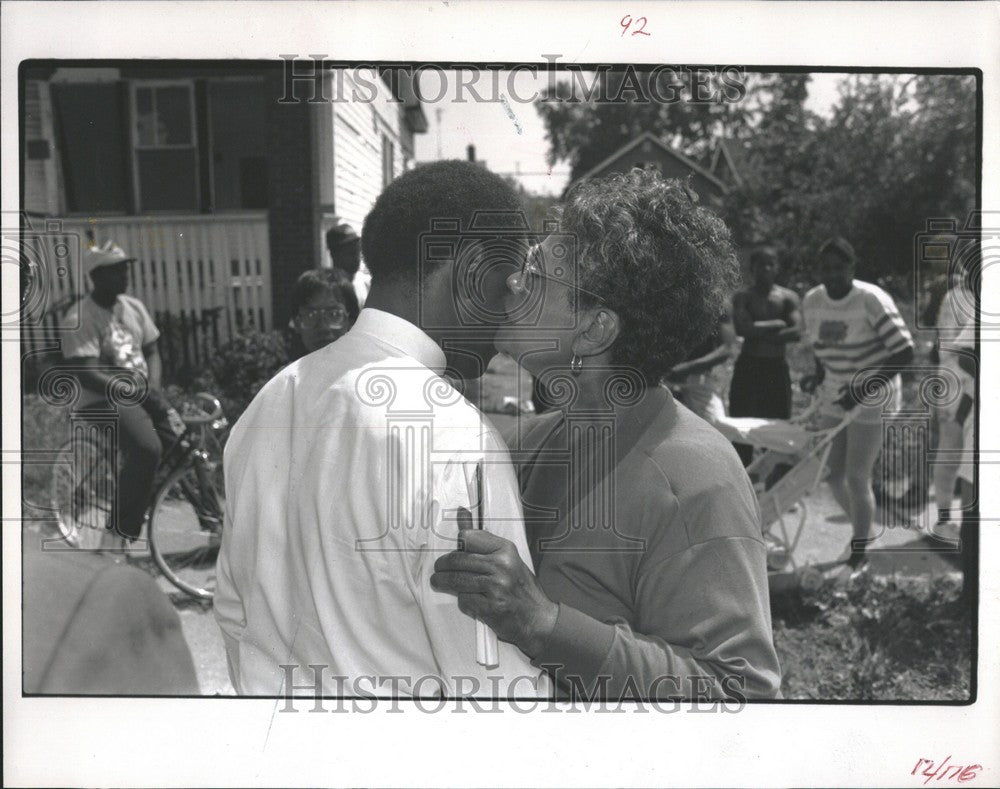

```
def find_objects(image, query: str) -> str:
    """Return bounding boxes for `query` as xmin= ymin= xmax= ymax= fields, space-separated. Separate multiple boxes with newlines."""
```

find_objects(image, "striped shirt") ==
xmin=803 ymin=280 xmax=914 ymax=393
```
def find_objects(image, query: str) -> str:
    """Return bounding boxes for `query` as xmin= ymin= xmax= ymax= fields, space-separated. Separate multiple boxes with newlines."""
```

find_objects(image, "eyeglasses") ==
xmin=297 ymin=306 xmax=349 ymax=327
xmin=506 ymin=244 xmax=604 ymax=303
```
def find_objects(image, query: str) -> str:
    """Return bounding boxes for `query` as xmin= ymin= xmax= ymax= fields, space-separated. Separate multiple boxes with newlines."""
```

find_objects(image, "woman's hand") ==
xmin=431 ymin=512 xmax=558 ymax=659
xmin=799 ymin=373 xmax=821 ymax=394
xmin=834 ymin=383 xmax=859 ymax=411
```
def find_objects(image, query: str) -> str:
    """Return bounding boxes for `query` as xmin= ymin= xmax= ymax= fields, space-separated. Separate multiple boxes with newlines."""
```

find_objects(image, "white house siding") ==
xmin=331 ymin=68 xmax=413 ymax=236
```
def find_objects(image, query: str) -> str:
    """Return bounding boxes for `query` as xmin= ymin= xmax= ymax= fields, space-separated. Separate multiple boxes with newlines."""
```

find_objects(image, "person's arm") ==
xmin=533 ymin=536 xmax=781 ymax=700
xmin=434 ymin=481 xmax=782 ymax=700
xmin=669 ymin=318 xmax=737 ymax=379
xmin=772 ymin=291 xmax=803 ymax=344
xmin=732 ymin=292 xmax=785 ymax=339
xmin=137 ymin=299 xmax=162 ymax=390
xmin=837 ymin=345 xmax=914 ymax=410
xmin=144 ymin=343 xmax=162 ymax=391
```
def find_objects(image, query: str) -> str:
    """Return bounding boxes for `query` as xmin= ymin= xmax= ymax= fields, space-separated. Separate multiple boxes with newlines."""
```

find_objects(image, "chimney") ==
xmin=466 ymin=144 xmax=476 ymax=162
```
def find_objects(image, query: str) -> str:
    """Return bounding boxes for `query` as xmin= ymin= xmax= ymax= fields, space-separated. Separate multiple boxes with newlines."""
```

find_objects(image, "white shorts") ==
xmin=817 ymin=375 xmax=901 ymax=426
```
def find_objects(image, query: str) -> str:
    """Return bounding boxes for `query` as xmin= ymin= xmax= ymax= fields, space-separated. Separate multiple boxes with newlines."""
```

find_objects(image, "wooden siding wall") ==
xmin=331 ymin=69 xmax=409 ymax=237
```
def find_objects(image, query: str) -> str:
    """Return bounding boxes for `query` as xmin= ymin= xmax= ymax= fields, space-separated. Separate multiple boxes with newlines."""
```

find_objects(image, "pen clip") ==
xmin=473 ymin=461 xmax=484 ymax=531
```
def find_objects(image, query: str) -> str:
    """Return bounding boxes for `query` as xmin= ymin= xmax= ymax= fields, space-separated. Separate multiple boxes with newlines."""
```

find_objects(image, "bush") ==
xmin=194 ymin=330 xmax=291 ymax=424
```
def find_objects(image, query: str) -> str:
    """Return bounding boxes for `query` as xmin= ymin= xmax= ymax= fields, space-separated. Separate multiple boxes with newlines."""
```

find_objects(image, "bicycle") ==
xmin=49 ymin=392 xmax=229 ymax=600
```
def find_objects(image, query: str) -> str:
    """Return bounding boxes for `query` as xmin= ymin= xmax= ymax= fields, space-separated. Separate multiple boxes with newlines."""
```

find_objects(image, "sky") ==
xmin=413 ymin=70 xmax=845 ymax=196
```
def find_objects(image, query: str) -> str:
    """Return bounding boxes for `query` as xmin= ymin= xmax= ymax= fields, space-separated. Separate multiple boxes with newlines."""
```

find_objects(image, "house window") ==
xmin=382 ymin=134 xmax=395 ymax=188
xmin=131 ymin=82 xmax=199 ymax=211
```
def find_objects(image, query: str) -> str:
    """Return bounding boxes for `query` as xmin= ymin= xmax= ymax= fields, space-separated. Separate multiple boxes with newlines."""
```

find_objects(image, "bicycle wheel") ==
xmin=49 ymin=437 xmax=116 ymax=551
xmin=147 ymin=460 xmax=223 ymax=600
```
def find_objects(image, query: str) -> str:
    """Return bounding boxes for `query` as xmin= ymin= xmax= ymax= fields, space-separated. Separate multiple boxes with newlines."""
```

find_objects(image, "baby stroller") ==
xmin=711 ymin=400 xmax=863 ymax=591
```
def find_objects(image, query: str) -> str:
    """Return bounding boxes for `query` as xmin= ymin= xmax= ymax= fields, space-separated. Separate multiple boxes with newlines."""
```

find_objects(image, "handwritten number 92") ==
xmin=620 ymin=14 xmax=651 ymax=36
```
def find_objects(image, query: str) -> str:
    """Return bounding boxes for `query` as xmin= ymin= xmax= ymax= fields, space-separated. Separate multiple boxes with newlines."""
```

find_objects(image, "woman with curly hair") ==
xmin=431 ymin=169 xmax=781 ymax=700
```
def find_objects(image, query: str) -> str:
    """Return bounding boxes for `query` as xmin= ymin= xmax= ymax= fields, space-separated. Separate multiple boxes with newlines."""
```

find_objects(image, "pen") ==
xmin=474 ymin=462 xmax=500 ymax=669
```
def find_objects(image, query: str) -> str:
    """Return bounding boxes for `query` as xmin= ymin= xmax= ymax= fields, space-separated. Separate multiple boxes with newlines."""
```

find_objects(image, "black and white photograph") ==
xmin=4 ymin=2 xmax=998 ymax=787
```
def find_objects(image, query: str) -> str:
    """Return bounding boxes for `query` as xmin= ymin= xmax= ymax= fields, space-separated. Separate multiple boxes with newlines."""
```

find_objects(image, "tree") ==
xmin=535 ymin=69 xmax=767 ymax=183
xmin=534 ymin=71 xmax=978 ymax=296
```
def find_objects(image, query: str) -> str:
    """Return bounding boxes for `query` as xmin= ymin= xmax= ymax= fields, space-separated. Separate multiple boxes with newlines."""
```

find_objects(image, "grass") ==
xmin=772 ymin=574 xmax=971 ymax=700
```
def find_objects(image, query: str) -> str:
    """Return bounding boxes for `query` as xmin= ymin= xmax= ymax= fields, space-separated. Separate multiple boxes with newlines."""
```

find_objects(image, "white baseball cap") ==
xmin=83 ymin=239 xmax=133 ymax=276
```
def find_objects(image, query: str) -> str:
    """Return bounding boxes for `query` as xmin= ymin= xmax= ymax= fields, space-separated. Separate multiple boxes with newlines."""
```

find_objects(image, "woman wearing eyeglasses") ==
xmin=287 ymin=268 xmax=360 ymax=359
xmin=431 ymin=169 xmax=781 ymax=700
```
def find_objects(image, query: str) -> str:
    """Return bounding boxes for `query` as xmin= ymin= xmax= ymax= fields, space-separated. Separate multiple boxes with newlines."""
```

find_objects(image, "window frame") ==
xmin=128 ymin=79 xmax=200 ymax=212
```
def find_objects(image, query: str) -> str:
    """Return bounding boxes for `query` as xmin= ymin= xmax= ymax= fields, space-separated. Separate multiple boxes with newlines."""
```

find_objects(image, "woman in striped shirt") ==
xmin=802 ymin=237 xmax=915 ymax=568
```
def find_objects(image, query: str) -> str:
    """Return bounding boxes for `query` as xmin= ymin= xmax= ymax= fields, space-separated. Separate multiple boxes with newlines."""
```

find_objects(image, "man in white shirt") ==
xmin=215 ymin=161 xmax=547 ymax=697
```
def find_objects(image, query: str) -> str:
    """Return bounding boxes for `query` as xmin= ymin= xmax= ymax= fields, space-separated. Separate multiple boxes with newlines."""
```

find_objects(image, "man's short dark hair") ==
xmin=361 ymin=160 xmax=522 ymax=284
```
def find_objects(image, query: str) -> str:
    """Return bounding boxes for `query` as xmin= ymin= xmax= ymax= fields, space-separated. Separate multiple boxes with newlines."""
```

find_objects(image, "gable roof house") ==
xmin=566 ymin=131 xmax=736 ymax=208
xmin=20 ymin=63 xmax=426 ymax=371
xmin=708 ymin=138 xmax=745 ymax=191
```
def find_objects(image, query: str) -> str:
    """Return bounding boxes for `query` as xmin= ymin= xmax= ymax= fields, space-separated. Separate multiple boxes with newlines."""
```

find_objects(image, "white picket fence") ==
xmin=21 ymin=213 xmax=271 ymax=373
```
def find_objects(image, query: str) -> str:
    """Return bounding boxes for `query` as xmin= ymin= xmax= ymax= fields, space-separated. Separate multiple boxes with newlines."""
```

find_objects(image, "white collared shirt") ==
xmin=214 ymin=309 xmax=545 ymax=697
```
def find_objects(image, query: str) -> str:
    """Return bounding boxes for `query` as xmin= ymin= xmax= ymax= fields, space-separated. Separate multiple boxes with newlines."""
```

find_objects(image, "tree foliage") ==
xmin=535 ymin=72 xmax=978 ymax=295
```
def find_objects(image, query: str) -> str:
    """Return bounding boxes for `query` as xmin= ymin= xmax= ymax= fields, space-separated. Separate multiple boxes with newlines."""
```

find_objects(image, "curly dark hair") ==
xmin=559 ymin=168 xmax=740 ymax=384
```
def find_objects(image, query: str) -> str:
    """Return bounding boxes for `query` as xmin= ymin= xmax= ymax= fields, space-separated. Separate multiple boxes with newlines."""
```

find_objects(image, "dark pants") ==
xmin=729 ymin=354 xmax=792 ymax=466
xmin=76 ymin=397 xmax=172 ymax=539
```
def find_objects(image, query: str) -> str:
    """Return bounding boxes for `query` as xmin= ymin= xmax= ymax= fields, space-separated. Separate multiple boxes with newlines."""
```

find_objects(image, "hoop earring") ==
xmin=571 ymin=354 xmax=583 ymax=376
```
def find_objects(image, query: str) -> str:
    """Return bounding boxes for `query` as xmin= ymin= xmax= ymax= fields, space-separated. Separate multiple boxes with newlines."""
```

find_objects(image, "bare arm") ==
xmin=772 ymin=291 xmax=802 ymax=344
xmin=143 ymin=343 xmax=162 ymax=391
xmin=732 ymin=292 xmax=783 ymax=338
xmin=669 ymin=318 xmax=737 ymax=378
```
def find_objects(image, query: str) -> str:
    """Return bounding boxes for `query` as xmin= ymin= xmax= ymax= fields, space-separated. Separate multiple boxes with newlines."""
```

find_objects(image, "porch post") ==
xmin=264 ymin=68 xmax=326 ymax=330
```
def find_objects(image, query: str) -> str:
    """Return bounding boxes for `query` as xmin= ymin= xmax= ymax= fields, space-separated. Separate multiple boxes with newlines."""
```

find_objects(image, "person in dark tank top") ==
xmin=729 ymin=246 xmax=802 ymax=464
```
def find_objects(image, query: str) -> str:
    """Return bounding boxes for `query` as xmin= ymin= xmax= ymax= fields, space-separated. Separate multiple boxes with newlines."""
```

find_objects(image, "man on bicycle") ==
xmin=60 ymin=240 xmax=182 ymax=546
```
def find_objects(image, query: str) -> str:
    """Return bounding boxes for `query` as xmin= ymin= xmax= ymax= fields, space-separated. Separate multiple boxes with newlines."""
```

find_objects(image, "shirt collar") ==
xmin=349 ymin=308 xmax=447 ymax=374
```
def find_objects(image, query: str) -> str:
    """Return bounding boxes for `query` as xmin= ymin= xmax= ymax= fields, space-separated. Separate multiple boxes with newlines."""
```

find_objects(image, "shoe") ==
xmin=846 ymin=540 xmax=870 ymax=569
